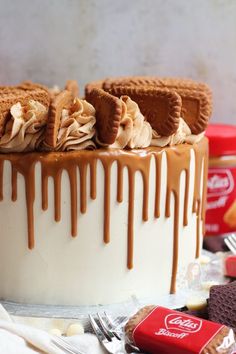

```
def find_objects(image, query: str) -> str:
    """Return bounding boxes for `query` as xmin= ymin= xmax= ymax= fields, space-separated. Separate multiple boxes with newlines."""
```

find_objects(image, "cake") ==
xmin=0 ymin=77 xmax=211 ymax=305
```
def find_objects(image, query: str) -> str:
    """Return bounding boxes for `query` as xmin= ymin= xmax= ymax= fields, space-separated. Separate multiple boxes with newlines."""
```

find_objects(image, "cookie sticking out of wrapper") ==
xmin=86 ymin=88 xmax=123 ymax=145
xmin=208 ymin=281 xmax=236 ymax=332
xmin=125 ymin=305 xmax=156 ymax=343
xmin=125 ymin=305 xmax=235 ymax=354
xmin=87 ymin=76 xmax=212 ymax=135
xmin=0 ymin=88 xmax=50 ymax=138
xmin=44 ymin=90 xmax=74 ymax=149
xmin=104 ymin=86 xmax=182 ymax=136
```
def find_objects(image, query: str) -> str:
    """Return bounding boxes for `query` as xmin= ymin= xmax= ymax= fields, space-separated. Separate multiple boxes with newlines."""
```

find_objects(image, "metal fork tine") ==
xmin=229 ymin=235 xmax=236 ymax=250
xmin=52 ymin=336 xmax=85 ymax=354
xmin=103 ymin=312 xmax=116 ymax=328
xmin=229 ymin=234 xmax=236 ymax=247
xmin=224 ymin=238 xmax=236 ymax=254
xmin=104 ymin=312 xmax=127 ymax=328
xmin=97 ymin=313 xmax=115 ymax=340
xmin=103 ymin=312 xmax=121 ymax=340
xmin=89 ymin=314 xmax=109 ymax=344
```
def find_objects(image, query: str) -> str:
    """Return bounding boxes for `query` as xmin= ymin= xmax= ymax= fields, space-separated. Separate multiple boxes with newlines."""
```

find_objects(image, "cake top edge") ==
xmin=0 ymin=77 xmax=212 ymax=153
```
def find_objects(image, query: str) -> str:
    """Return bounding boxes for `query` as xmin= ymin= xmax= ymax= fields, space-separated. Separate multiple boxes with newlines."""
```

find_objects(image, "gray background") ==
xmin=0 ymin=0 xmax=236 ymax=124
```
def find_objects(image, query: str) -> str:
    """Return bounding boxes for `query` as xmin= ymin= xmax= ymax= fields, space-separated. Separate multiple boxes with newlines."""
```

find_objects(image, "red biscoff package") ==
xmin=125 ymin=306 xmax=235 ymax=354
xmin=205 ymin=124 xmax=236 ymax=236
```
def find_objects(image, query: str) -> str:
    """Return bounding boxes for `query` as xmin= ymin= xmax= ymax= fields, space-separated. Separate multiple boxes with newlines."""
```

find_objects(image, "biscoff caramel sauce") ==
xmin=0 ymin=137 xmax=208 ymax=294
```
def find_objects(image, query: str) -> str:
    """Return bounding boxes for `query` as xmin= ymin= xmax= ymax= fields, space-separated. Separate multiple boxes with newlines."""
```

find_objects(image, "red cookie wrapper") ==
xmin=126 ymin=306 xmax=235 ymax=354
xmin=205 ymin=124 xmax=236 ymax=235
xmin=206 ymin=166 xmax=236 ymax=235
xmin=225 ymin=255 xmax=236 ymax=278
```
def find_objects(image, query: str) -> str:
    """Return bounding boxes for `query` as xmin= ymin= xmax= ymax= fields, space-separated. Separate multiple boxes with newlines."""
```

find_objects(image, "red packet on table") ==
xmin=225 ymin=255 xmax=236 ymax=278
xmin=125 ymin=306 xmax=235 ymax=354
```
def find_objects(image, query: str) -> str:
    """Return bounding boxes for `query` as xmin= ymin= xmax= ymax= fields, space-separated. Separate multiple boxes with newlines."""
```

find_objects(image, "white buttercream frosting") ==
xmin=110 ymin=96 xmax=152 ymax=149
xmin=0 ymin=100 xmax=48 ymax=153
xmin=151 ymin=118 xmax=204 ymax=147
xmin=55 ymin=98 xmax=96 ymax=151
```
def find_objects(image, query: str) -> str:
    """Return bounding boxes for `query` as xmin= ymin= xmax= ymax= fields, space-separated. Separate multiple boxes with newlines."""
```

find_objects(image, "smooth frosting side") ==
xmin=151 ymin=118 xmax=204 ymax=147
xmin=0 ymin=100 xmax=48 ymax=153
xmin=56 ymin=98 xmax=96 ymax=151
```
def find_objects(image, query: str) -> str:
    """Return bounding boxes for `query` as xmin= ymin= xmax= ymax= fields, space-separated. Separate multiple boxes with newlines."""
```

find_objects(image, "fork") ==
xmin=51 ymin=335 xmax=85 ymax=354
xmin=89 ymin=313 xmax=144 ymax=354
xmin=89 ymin=313 xmax=124 ymax=353
xmin=224 ymin=234 xmax=236 ymax=254
xmin=103 ymin=312 xmax=143 ymax=353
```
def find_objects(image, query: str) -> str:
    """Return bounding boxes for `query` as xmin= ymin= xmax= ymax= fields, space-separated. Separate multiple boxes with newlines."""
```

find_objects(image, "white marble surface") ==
xmin=0 ymin=0 xmax=236 ymax=123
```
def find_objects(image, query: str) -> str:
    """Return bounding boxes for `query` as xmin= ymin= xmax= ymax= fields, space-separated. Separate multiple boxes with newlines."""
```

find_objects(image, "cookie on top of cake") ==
xmin=0 ymin=77 xmax=212 ymax=153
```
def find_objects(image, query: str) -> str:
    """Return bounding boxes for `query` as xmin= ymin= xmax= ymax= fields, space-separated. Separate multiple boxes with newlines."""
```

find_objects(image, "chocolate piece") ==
xmin=0 ymin=88 xmax=50 ymax=137
xmin=102 ymin=77 xmax=212 ymax=134
xmin=44 ymin=90 xmax=73 ymax=149
xmin=183 ymin=308 xmax=209 ymax=320
xmin=203 ymin=235 xmax=229 ymax=253
xmin=102 ymin=86 xmax=182 ymax=136
xmin=208 ymin=282 xmax=236 ymax=332
xmin=65 ymin=80 xmax=79 ymax=98
xmin=86 ymin=88 xmax=123 ymax=145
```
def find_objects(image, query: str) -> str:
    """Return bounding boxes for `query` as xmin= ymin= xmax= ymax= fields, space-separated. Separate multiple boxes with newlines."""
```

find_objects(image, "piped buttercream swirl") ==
xmin=109 ymin=96 xmax=152 ymax=149
xmin=55 ymin=98 xmax=96 ymax=151
xmin=0 ymin=100 xmax=48 ymax=153
xmin=151 ymin=118 xmax=204 ymax=147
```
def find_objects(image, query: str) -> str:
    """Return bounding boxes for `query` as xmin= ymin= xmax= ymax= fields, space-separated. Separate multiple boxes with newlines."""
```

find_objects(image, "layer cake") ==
xmin=0 ymin=78 xmax=211 ymax=305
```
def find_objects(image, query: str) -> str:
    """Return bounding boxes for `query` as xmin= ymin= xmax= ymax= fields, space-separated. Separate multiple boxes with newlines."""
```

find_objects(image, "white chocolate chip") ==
xmin=66 ymin=322 xmax=84 ymax=336
xmin=186 ymin=296 xmax=207 ymax=311
xmin=215 ymin=251 xmax=226 ymax=259
xmin=49 ymin=328 xmax=62 ymax=336
xmin=198 ymin=255 xmax=211 ymax=265
xmin=201 ymin=280 xmax=219 ymax=291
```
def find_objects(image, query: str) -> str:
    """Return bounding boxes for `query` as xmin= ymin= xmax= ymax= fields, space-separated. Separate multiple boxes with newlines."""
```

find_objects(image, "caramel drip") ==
xmin=154 ymin=153 xmax=162 ymax=218
xmin=201 ymin=151 xmax=209 ymax=235
xmin=125 ymin=154 xmax=151 ymax=268
xmin=117 ymin=162 xmax=123 ymax=203
xmin=54 ymin=171 xmax=62 ymax=222
xmin=11 ymin=166 xmax=17 ymax=202
xmin=0 ymin=138 xmax=208 ymax=293
xmin=127 ymin=167 xmax=135 ymax=269
xmin=0 ymin=160 xmax=3 ymax=201
xmin=79 ymin=163 xmax=87 ymax=214
xmin=195 ymin=200 xmax=201 ymax=258
xmin=183 ymin=169 xmax=190 ymax=226
xmin=141 ymin=167 xmax=150 ymax=222
xmin=165 ymin=145 xmax=191 ymax=293
xmin=193 ymin=139 xmax=209 ymax=255
xmin=67 ymin=165 xmax=77 ymax=237
xmin=102 ymin=160 xmax=111 ymax=244
xmin=41 ymin=170 xmax=48 ymax=211
xmin=3 ymin=155 xmax=37 ymax=249
xmin=90 ymin=160 xmax=97 ymax=200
